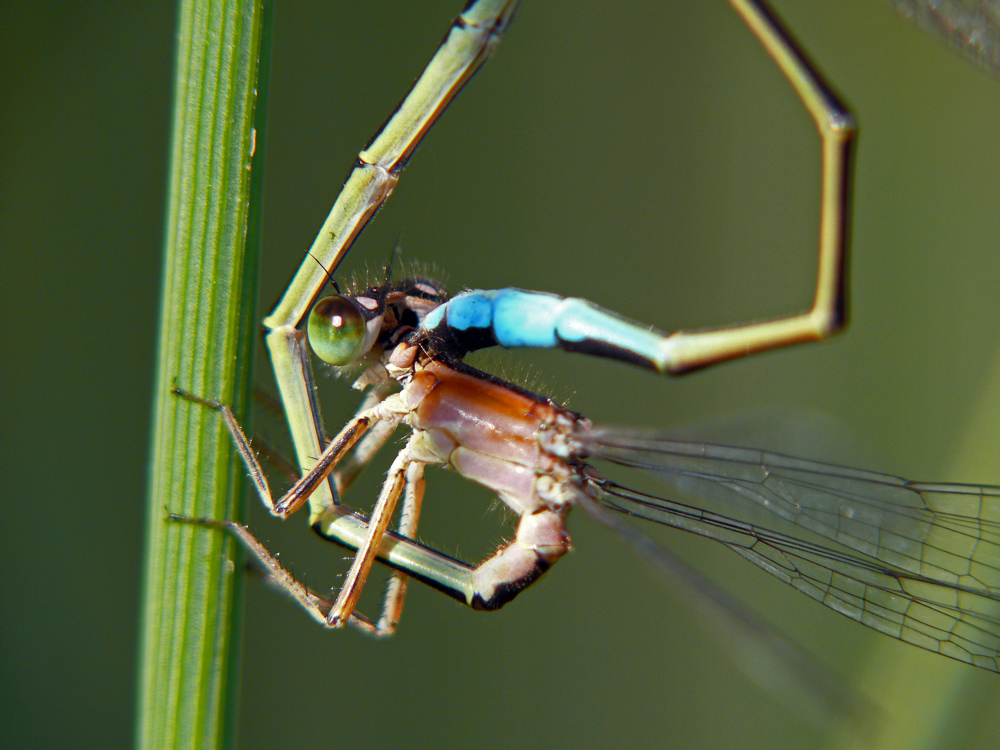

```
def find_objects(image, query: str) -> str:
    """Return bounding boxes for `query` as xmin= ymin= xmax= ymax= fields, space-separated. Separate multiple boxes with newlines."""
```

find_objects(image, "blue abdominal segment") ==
xmin=420 ymin=289 xmax=667 ymax=371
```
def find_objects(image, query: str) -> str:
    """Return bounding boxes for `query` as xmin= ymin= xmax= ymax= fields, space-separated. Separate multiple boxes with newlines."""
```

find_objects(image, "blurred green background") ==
xmin=3 ymin=1 xmax=1000 ymax=748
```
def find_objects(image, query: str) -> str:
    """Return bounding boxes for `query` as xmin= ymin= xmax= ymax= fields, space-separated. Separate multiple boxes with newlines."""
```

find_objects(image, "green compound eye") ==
xmin=307 ymin=295 xmax=368 ymax=365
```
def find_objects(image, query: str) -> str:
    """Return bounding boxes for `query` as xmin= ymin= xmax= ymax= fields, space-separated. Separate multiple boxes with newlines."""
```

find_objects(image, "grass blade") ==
xmin=137 ymin=1 xmax=272 ymax=747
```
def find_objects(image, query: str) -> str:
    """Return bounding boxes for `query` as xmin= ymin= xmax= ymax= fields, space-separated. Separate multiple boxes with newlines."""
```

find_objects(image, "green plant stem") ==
xmin=137 ymin=1 xmax=271 ymax=748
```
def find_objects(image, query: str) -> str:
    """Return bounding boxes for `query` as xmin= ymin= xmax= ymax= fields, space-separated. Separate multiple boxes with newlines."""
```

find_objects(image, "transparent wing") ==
xmin=885 ymin=0 xmax=1000 ymax=76
xmin=581 ymin=428 xmax=1000 ymax=671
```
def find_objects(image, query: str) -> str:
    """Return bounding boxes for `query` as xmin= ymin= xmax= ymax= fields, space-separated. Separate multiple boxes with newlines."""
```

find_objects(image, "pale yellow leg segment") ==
xmin=656 ymin=0 xmax=855 ymax=373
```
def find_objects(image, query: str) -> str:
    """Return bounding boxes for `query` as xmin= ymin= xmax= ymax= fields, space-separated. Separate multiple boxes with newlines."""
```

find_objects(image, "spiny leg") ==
xmin=165 ymin=512 xmax=384 ymax=633
xmin=172 ymin=386 xmax=380 ymax=519
xmin=240 ymin=384 xmax=400 ymax=505
xmin=326 ymin=441 xmax=420 ymax=627
xmin=375 ymin=461 xmax=426 ymax=635
xmin=262 ymin=0 xmax=520 ymax=525
xmin=331 ymin=386 xmax=402 ymax=499
xmin=170 ymin=514 xmax=332 ymax=627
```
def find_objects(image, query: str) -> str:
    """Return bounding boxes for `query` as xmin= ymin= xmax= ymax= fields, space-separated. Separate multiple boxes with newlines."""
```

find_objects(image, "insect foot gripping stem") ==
xmin=470 ymin=508 xmax=570 ymax=611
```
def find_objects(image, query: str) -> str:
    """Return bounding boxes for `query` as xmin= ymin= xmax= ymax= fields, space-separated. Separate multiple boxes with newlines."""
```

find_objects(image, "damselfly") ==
xmin=171 ymin=0 xmax=1000 ymax=696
